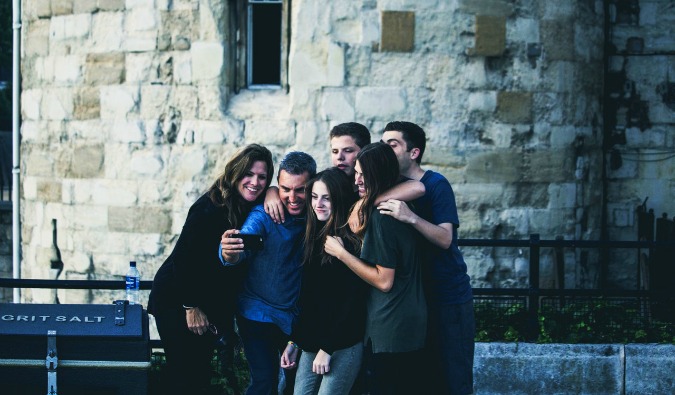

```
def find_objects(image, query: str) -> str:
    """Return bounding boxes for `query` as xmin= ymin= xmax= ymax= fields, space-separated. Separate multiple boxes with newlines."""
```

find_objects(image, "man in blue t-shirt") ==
xmin=220 ymin=151 xmax=316 ymax=395
xmin=379 ymin=121 xmax=475 ymax=395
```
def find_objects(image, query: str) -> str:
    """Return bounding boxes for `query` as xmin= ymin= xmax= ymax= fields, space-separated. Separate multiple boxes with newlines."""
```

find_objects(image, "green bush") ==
xmin=474 ymin=299 xmax=675 ymax=344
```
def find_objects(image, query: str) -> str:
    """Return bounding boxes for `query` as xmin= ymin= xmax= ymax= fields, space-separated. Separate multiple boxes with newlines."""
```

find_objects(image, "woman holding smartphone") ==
xmin=281 ymin=167 xmax=368 ymax=395
xmin=148 ymin=144 xmax=274 ymax=395
xmin=324 ymin=142 xmax=427 ymax=395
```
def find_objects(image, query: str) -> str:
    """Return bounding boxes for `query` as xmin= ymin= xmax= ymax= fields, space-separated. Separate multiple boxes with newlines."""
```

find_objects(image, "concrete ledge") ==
xmin=475 ymin=342 xmax=675 ymax=394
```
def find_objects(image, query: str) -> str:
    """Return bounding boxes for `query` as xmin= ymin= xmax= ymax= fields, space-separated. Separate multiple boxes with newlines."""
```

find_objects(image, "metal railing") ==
xmin=1 ymin=235 xmax=674 ymax=342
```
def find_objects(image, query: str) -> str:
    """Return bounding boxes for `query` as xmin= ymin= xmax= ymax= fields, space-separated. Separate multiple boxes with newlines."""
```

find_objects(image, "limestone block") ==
xmin=157 ymin=0 xmax=198 ymax=11
xmin=178 ymin=120 xmax=229 ymax=144
xmin=466 ymin=151 xmax=522 ymax=183
xmin=380 ymin=11 xmax=415 ymax=52
xmin=523 ymin=149 xmax=574 ymax=183
xmin=166 ymin=148 xmax=208 ymax=182
xmin=289 ymin=41 xmax=342 ymax=87
xmin=100 ymin=86 xmax=139 ymax=119
xmin=126 ymin=0 xmax=155 ymax=10
xmin=191 ymin=41 xmax=224 ymax=82
xmin=497 ymin=91 xmax=532 ymax=124
xmin=355 ymin=87 xmax=406 ymax=120
xmin=625 ymin=344 xmax=675 ymax=394
xmin=73 ymin=87 xmax=101 ymax=120
xmin=108 ymin=206 xmax=172 ymax=234
xmin=140 ymin=85 xmax=171 ymax=118
xmin=327 ymin=42 xmax=346 ymax=86
xmin=294 ymin=121 xmax=322 ymax=151
xmin=124 ymin=33 xmax=159 ymax=53
xmin=111 ymin=119 xmax=145 ymax=143
xmin=160 ymin=10 xmax=196 ymax=50
xmin=85 ymin=53 xmax=126 ymax=86
xmin=482 ymin=122 xmax=512 ymax=148
xmin=130 ymin=151 xmax=165 ymax=175
xmin=66 ymin=204 xmax=109 ymax=230
xmin=245 ymin=120 xmax=296 ymax=146
xmin=173 ymin=51 xmax=192 ymax=84
xmin=36 ymin=180 xmax=63 ymax=202
xmin=52 ymin=0 xmax=74 ymax=16
xmin=539 ymin=0 xmax=576 ymax=20
xmin=127 ymin=6 xmax=158 ymax=32
xmin=125 ymin=53 xmax=155 ymax=83
xmin=458 ymin=0 xmax=514 ymax=17
xmin=23 ymin=147 xmax=54 ymax=177
xmin=508 ymin=18 xmax=539 ymax=43
xmin=32 ymin=0 xmax=52 ymax=19
xmin=20 ymin=121 xmax=42 ymax=143
xmin=137 ymin=180 xmax=172 ymax=205
xmin=370 ymin=54 xmax=426 ymax=88
xmin=52 ymin=56 xmax=83 ymax=84
xmin=541 ymin=19 xmax=575 ymax=61
xmin=68 ymin=120 xmax=108 ymax=142
xmin=90 ymin=12 xmax=124 ymax=53
xmin=99 ymin=0 xmax=125 ymax=11
xmin=22 ymin=89 xmax=43 ymax=121
xmin=171 ymin=86 xmax=199 ymax=119
xmin=50 ymin=14 xmax=92 ymax=41
xmin=127 ymin=233 xmax=163 ymax=256
xmin=197 ymin=85 xmax=226 ymax=120
xmin=73 ymin=0 xmax=98 ymax=14
xmin=42 ymin=88 xmax=74 ymax=121
xmin=547 ymin=183 xmax=577 ymax=209
xmin=468 ymin=91 xmax=497 ymax=112
xmin=25 ymin=20 xmax=51 ymax=57
xmin=66 ymin=144 xmax=105 ymax=178
xmin=321 ymin=89 xmax=355 ymax=121
xmin=468 ymin=15 xmax=506 ymax=57
xmin=89 ymin=180 xmax=138 ymax=206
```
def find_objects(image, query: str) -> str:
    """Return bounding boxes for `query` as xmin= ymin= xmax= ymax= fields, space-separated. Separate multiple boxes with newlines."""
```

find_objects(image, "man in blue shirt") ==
xmin=379 ymin=122 xmax=475 ymax=395
xmin=220 ymin=151 xmax=316 ymax=395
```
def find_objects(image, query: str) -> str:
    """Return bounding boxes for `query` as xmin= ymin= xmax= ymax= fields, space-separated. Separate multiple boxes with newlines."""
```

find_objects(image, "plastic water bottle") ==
xmin=125 ymin=261 xmax=141 ymax=305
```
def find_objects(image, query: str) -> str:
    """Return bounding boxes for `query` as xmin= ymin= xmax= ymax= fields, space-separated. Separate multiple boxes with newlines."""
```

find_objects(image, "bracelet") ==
xmin=288 ymin=341 xmax=299 ymax=349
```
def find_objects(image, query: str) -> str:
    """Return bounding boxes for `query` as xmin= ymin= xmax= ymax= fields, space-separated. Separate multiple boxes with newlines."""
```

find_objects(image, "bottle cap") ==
xmin=130 ymin=261 xmax=137 ymax=267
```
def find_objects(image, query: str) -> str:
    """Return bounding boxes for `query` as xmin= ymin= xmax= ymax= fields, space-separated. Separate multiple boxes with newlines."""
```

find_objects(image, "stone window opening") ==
xmin=234 ymin=0 xmax=289 ymax=92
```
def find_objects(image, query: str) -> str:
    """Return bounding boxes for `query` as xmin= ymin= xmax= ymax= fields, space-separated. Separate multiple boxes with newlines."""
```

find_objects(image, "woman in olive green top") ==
xmin=324 ymin=142 xmax=427 ymax=395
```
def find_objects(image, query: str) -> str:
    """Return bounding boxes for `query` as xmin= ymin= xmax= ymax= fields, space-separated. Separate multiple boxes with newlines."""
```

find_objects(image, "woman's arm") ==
xmin=324 ymin=236 xmax=395 ymax=292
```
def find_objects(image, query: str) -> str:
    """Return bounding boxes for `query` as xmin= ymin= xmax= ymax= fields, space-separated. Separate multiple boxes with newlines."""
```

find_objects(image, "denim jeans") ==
xmin=425 ymin=299 xmax=476 ymax=395
xmin=237 ymin=315 xmax=294 ymax=395
xmin=293 ymin=342 xmax=363 ymax=395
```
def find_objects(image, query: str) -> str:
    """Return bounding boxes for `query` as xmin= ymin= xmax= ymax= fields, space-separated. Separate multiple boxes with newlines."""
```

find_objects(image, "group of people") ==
xmin=148 ymin=121 xmax=475 ymax=395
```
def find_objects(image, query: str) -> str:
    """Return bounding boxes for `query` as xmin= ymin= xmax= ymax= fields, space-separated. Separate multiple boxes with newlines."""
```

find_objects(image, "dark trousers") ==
xmin=424 ymin=300 xmax=476 ymax=395
xmin=154 ymin=307 xmax=220 ymax=395
xmin=366 ymin=341 xmax=424 ymax=395
xmin=237 ymin=315 xmax=296 ymax=395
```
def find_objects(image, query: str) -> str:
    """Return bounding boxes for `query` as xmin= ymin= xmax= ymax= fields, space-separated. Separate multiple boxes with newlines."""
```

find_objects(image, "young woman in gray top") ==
xmin=324 ymin=142 xmax=427 ymax=395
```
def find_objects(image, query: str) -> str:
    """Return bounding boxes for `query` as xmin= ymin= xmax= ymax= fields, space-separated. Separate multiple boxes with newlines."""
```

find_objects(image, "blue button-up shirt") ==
xmin=219 ymin=204 xmax=305 ymax=335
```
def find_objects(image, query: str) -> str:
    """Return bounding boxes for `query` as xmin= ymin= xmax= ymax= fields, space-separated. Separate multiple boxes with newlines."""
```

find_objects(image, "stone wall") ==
xmin=16 ymin=0 xmax=671 ymax=303
xmin=0 ymin=205 xmax=11 ymax=303
xmin=604 ymin=0 xmax=675 ymax=288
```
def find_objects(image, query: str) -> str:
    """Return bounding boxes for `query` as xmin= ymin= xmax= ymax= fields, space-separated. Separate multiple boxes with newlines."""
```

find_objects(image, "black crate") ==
xmin=0 ymin=302 xmax=150 ymax=395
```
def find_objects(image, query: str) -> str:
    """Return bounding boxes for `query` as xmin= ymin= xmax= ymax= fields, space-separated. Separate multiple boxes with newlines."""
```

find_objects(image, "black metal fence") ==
xmin=0 ymin=131 xmax=11 ymax=202
xmin=2 ymin=235 xmax=674 ymax=343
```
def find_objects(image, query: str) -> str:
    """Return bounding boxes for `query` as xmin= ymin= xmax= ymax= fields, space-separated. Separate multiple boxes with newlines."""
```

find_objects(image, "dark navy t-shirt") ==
xmin=414 ymin=170 xmax=472 ymax=306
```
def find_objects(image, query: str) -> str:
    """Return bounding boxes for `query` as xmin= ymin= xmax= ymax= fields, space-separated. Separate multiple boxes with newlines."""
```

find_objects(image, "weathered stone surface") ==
xmin=52 ymin=0 xmax=74 ymax=16
xmin=191 ymin=41 xmax=224 ymax=82
xmin=90 ymin=12 xmax=124 ymax=53
xmin=85 ymin=53 xmax=126 ymax=85
xmin=465 ymin=151 xmax=523 ymax=183
xmin=57 ymin=144 xmax=105 ymax=178
xmin=380 ymin=11 xmax=415 ymax=52
xmin=42 ymin=88 xmax=74 ymax=120
xmin=73 ymin=87 xmax=101 ymax=120
xmin=541 ymin=19 xmax=575 ymax=61
xmin=497 ymin=91 xmax=532 ymax=124
xmin=25 ymin=20 xmax=50 ymax=57
xmin=108 ymin=207 xmax=171 ymax=234
xmin=73 ymin=0 xmax=98 ymax=14
xmin=469 ymin=15 xmax=506 ymax=57
xmin=458 ymin=0 xmax=514 ymax=17
xmin=36 ymin=181 xmax=62 ymax=202
xmin=100 ymin=86 xmax=139 ymax=119
xmin=355 ymin=87 xmax=406 ymax=120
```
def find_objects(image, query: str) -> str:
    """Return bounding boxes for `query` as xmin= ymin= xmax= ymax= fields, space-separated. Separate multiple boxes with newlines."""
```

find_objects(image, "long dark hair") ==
xmin=207 ymin=144 xmax=274 ymax=228
xmin=303 ymin=167 xmax=361 ymax=266
xmin=354 ymin=142 xmax=400 ymax=238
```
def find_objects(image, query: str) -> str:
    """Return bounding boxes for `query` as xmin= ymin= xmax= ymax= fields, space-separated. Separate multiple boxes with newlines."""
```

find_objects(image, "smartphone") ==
xmin=237 ymin=233 xmax=264 ymax=251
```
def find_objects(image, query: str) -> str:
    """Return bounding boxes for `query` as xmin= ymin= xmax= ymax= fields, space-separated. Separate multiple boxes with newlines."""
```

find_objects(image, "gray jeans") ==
xmin=293 ymin=342 xmax=363 ymax=395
